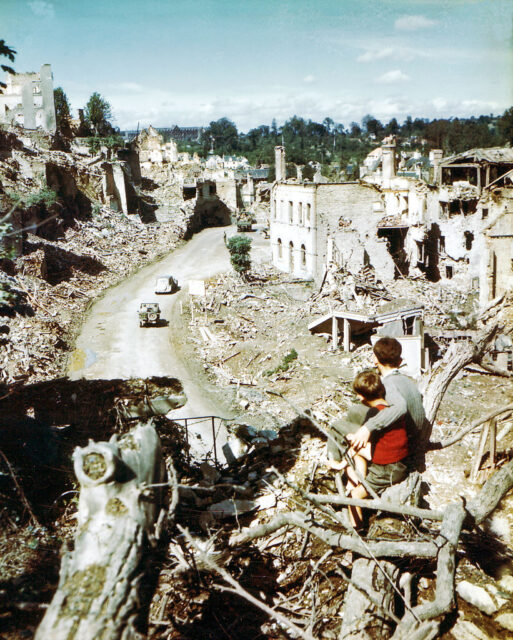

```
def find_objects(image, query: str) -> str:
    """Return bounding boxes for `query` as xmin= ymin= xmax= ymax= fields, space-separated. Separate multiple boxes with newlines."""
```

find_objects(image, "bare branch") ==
xmin=179 ymin=525 xmax=317 ymax=640
xmin=306 ymin=493 xmax=444 ymax=521
xmin=0 ymin=449 xmax=40 ymax=527
xmin=429 ymin=403 xmax=513 ymax=450
xmin=231 ymin=510 xmax=438 ymax=558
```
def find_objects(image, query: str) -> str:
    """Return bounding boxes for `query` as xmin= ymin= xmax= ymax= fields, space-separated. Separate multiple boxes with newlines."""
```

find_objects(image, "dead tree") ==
xmin=229 ymin=458 xmax=513 ymax=639
xmin=421 ymin=323 xmax=499 ymax=424
xmin=35 ymin=422 xmax=167 ymax=640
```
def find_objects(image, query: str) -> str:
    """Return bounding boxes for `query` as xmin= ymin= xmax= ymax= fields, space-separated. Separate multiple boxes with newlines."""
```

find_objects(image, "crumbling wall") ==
xmin=481 ymin=191 xmax=513 ymax=303
xmin=316 ymin=182 xmax=381 ymax=281
xmin=215 ymin=179 xmax=238 ymax=212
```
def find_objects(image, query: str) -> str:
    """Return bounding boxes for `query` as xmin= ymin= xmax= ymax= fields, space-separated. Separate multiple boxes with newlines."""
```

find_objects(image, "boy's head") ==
xmin=353 ymin=369 xmax=386 ymax=403
xmin=373 ymin=337 xmax=402 ymax=368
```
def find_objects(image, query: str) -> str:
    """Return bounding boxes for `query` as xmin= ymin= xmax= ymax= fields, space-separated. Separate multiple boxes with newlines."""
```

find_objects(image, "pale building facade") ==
xmin=270 ymin=183 xmax=317 ymax=278
xmin=0 ymin=64 xmax=56 ymax=133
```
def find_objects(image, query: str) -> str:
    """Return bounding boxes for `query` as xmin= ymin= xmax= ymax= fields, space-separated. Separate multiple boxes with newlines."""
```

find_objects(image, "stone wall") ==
xmin=315 ymin=182 xmax=382 ymax=281
xmin=216 ymin=179 xmax=238 ymax=212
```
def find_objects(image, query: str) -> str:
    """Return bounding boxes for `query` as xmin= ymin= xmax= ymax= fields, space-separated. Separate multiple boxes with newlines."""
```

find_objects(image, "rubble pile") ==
xmin=0 ymin=206 xmax=186 ymax=384
xmin=0 ymin=127 xmax=195 ymax=385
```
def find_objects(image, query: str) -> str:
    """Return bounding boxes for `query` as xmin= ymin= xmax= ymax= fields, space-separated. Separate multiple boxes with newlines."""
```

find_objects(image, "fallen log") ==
xmin=35 ymin=422 xmax=166 ymax=640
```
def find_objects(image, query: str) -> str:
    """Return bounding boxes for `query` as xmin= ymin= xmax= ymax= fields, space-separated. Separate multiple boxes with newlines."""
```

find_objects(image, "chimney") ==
xmin=429 ymin=149 xmax=443 ymax=183
xmin=382 ymin=138 xmax=396 ymax=180
xmin=275 ymin=145 xmax=286 ymax=182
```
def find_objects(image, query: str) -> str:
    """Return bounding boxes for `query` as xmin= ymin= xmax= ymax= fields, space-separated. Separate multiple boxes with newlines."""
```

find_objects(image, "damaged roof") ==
xmin=440 ymin=147 xmax=513 ymax=166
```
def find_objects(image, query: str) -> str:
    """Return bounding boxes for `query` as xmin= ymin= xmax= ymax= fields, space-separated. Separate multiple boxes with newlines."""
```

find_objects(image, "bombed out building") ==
xmin=269 ymin=142 xmax=513 ymax=307
xmin=0 ymin=64 xmax=56 ymax=133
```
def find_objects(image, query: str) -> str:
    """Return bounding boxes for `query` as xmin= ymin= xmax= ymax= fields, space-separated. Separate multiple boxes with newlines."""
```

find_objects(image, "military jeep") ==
xmin=236 ymin=220 xmax=253 ymax=232
xmin=138 ymin=303 xmax=161 ymax=327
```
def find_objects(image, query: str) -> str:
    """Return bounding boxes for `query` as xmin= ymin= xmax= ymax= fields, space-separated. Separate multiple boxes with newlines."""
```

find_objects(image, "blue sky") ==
xmin=2 ymin=0 xmax=512 ymax=131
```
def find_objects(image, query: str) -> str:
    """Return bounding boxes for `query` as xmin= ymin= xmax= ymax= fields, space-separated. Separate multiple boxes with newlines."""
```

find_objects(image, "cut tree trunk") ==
xmin=339 ymin=473 xmax=423 ymax=639
xmin=35 ymin=422 xmax=166 ymax=640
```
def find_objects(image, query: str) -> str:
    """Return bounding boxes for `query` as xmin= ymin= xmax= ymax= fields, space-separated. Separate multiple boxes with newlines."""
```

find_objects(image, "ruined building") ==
xmin=0 ymin=64 xmax=56 ymax=133
xmin=269 ymin=142 xmax=513 ymax=306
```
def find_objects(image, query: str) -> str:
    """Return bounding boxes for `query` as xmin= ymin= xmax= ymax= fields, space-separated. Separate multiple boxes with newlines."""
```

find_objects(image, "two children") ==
xmin=327 ymin=369 xmax=409 ymax=529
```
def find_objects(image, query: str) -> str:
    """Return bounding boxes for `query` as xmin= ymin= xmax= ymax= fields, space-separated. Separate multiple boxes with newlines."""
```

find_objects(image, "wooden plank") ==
xmin=471 ymin=421 xmax=490 ymax=482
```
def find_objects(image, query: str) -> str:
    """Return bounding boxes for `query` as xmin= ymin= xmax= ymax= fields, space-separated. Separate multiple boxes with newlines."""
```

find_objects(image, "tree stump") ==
xmin=339 ymin=473 xmax=423 ymax=639
xmin=35 ymin=422 xmax=166 ymax=640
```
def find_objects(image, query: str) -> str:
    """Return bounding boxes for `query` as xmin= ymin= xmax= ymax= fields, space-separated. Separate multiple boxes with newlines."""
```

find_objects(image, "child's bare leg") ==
xmin=348 ymin=481 xmax=369 ymax=529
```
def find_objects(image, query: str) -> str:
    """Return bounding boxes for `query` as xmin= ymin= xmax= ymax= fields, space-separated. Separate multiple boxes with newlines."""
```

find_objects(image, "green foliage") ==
xmin=264 ymin=348 xmax=298 ymax=377
xmin=22 ymin=187 xmax=58 ymax=208
xmin=54 ymin=87 xmax=71 ymax=133
xmin=86 ymin=134 xmax=124 ymax=154
xmin=201 ymin=117 xmax=239 ymax=155
xmin=189 ymin=109 xmax=513 ymax=172
xmin=227 ymin=234 xmax=252 ymax=276
xmin=84 ymin=92 xmax=114 ymax=136
xmin=498 ymin=107 xmax=513 ymax=146
xmin=0 ymin=39 xmax=16 ymax=92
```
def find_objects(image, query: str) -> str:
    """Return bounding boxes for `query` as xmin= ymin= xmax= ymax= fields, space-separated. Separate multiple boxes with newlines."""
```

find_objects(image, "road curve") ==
xmin=68 ymin=226 xmax=269 ymax=458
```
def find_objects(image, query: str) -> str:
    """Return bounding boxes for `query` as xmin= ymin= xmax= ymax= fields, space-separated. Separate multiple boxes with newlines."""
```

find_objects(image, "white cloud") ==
xmin=95 ymin=83 xmax=507 ymax=132
xmin=358 ymin=47 xmax=398 ymax=63
xmin=113 ymin=82 xmax=144 ymax=92
xmin=377 ymin=70 xmax=411 ymax=84
xmin=357 ymin=46 xmax=418 ymax=63
xmin=395 ymin=15 xmax=437 ymax=31
xmin=28 ymin=1 xmax=55 ymax=18
xmin=303 ymin=74 xmax=316 ymax=84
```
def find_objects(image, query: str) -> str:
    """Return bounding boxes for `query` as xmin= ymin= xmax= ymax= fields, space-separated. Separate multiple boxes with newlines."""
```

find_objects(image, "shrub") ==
xmin=227 ymin=234 xmax=252 ymax=277
xmin=264 ymin=348 xmax=298 ymax=376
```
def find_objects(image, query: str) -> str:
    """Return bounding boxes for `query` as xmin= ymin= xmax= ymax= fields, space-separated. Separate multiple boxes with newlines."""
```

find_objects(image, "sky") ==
xmin=2 ymin=0 xmax=513 ymax=132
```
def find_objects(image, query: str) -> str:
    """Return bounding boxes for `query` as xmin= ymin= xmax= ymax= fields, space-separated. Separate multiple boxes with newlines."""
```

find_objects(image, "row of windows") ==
xmin=273 ymin=199 xmax=312 ymax=225
xmin=276 ymin=238 xmax=307 ymax=267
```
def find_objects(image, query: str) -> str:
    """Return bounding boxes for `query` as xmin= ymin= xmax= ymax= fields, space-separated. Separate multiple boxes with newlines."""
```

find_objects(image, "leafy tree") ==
xmin=201 ymin=118 xmax=239 ymax=155
xmin=498 ymin=107 xmax=513 ymax=145
xmin=349 ymin=122 xmax=362 ymax=137
xmin=227 ymin=235 xmax=252 ymax=278
xmin=84 ymin=92 xmax=113 ymax=136
xmin=362 ymin=114 xmax=383 ymax=138
xmin=0 ymin=39 xmax=16 ymax=303
xmin=54 ymin=87 xmax=72 ymax=135
xmin=384 ymin=118 xmax=399 ymax=136
xmin=0 ymin=39 xmax=16 ymax=92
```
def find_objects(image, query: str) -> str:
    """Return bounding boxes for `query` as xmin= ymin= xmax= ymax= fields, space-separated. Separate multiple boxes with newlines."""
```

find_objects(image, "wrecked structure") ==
xmin=0 ymin=64 xmax=56 ymax=133
xmin=270 ymin=142 xmax=513 ymax=306
xmin=308 ymin=299 xmax=427 ymax=378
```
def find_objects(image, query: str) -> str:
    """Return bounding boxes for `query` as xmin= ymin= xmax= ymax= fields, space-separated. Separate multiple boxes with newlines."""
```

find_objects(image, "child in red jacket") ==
xmin=329 ymin=369 xmax=409 ymax=529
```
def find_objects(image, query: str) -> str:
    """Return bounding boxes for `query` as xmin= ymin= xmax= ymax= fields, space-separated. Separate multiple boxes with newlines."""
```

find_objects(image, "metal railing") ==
xmin=170 ymin=415 xmax=226 ymax=468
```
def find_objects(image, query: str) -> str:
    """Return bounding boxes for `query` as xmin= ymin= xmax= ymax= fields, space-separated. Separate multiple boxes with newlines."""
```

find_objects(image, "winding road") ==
xmin=68 ymin=225 xmax=270 ymax=457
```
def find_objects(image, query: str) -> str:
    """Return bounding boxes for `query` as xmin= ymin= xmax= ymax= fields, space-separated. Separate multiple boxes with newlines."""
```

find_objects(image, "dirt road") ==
xmin=68 ymin=226 xmax=269 ymax=456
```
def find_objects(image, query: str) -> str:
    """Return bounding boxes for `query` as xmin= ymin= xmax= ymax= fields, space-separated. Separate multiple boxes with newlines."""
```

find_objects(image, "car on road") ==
xmin=154 ymin=275 xmax=178 ymax=294
xmin=138 ymin=302 xmax=161 ymax=327
xmin=236 ymin=220 xmax=253 ymax=232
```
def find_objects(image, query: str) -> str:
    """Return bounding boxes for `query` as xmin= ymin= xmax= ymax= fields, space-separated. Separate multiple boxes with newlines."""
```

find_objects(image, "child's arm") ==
xmin=326 ymin=443 xmax=371 ymax=471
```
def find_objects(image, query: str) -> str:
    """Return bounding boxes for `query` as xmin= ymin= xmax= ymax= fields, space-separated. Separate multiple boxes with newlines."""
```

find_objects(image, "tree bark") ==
xmin=35 ymin=422 xmax=166 ymax=640
xmin=339 ymin=473 xmax=423 ymax=640
xmin=421 ymin=324 xmax=499 ymax=424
